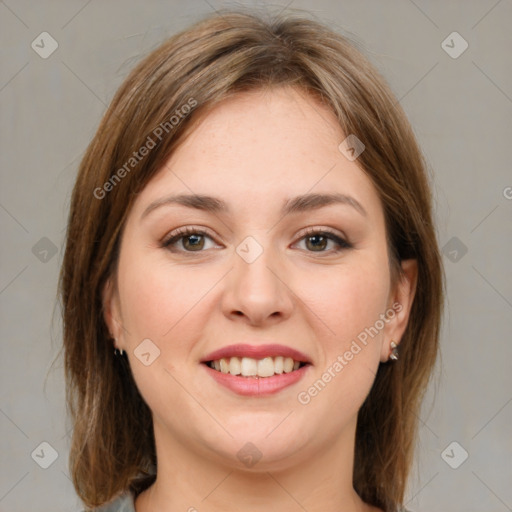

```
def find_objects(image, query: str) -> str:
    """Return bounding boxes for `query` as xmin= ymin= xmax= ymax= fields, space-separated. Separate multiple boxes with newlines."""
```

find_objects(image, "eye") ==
xmin=161 ymin=226 xmax=352 ymax=254
xmin=294 ymin=228 xmax=352 ymax=253
xmin=161 ymin=227 xmax=218 ymax=252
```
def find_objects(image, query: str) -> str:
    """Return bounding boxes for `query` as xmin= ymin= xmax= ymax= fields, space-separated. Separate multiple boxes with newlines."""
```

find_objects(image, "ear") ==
xmin=380 ymin=259 xmax=418 ymax=362
xmin=102 ymin=276 xmax=124 ymax=350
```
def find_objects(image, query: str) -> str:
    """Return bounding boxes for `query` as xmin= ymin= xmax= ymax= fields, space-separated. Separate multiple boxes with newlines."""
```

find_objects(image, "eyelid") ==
xmin=295 ymin=225 xmax=349 ymax=242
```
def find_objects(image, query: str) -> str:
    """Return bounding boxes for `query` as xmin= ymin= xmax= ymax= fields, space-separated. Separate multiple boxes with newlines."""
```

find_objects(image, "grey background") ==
xmin=1 ymin=1 xmax=511 ymax=511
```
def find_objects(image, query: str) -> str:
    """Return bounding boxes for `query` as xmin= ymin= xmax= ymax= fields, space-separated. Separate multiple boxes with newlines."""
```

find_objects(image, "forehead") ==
xmin=174 ymin=87 xmax=343 ymax=174
xmin=130 ymin=87 xmax=382 ymax=222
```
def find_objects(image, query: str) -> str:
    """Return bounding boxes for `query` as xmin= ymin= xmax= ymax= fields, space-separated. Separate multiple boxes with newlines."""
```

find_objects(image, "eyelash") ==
xmin=161 ymin=226 xmax=352 ymax=255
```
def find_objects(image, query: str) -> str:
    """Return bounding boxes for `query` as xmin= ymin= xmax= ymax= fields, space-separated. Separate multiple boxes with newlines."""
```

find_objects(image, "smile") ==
xmin=200 ymin=343 xmax=312 ymax=396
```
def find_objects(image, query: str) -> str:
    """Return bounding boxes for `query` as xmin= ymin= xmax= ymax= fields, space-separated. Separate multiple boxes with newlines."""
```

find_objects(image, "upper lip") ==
xmin=201 ymin=344 xmax=312 ymax=364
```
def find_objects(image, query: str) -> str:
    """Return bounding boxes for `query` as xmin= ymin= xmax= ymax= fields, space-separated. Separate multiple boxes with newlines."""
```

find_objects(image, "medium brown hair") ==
xmin=59 ymin=9 xmax=444 ymax=511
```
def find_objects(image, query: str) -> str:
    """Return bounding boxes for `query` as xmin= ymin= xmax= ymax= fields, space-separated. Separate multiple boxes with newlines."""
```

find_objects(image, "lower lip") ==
xmin=202 ymin=363 xmax=311 ymax=396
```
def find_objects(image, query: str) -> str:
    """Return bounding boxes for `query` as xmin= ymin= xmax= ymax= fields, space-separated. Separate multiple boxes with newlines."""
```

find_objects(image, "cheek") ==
xmin=302 ymin=256 xmax=389 ymax=407
xmin=117 ymin=249 xmax=214 ymax=341
xmin=319 ymin=258 xmax=390 ymax=343
xmin=296 ymin=268 xmax=388 ymax=424
xmin=116 ymin=252 xmax=216 ymax=421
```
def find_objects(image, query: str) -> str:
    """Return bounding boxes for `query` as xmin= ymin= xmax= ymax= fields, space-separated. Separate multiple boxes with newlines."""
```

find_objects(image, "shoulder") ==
xmin=84 ymin=491 xmax=136 ymax=512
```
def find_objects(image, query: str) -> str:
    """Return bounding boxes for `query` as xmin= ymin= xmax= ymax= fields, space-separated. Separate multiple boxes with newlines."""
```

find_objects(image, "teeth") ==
xmin=219 ymin=358 xmax=230 ymax=373
xmin=208 ymin=356 xmax=304 ymax=377
xmin=240 ymin=357 xmax=258 ymax=376
xmin=283 ymin=357 xmax=294 ymax=373
xmin=229 ymin=356 xmax=241 ymax=375
xmin=257 ymin=357 xmax=275 ymax=377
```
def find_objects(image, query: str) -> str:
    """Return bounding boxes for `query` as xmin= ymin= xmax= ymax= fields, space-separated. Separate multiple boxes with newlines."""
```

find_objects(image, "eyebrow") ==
xmin=141 ymin=192 xmax=367 ymax=219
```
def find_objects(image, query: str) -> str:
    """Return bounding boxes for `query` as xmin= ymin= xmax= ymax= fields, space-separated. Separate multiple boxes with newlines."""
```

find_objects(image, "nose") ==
xmin=221 ymin=242 xmax=294 ymax=326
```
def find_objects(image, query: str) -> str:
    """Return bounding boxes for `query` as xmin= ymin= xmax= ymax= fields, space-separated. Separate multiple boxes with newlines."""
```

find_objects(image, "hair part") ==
xmin=60 ymin=8 xmax=444 ymax=511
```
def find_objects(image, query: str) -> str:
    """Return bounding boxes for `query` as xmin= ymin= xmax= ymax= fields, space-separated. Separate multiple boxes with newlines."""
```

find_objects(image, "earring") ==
xmin=389 ymin=340 xmax=399 ymax=361
xmin=113 ymin=338 xmax=125 ymax=357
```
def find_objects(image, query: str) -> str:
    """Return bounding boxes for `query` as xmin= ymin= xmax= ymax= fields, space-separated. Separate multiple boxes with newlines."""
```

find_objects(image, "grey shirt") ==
xmin=90 ymin=491 xmax=413 ymax=511
xmin=92 ymin=492 xmax=135 ymax=512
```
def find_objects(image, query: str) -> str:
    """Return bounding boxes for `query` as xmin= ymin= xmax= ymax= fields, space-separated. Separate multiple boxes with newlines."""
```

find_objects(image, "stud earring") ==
xmin=113 ymin=338 xmax=125 ymax=357
xmin=389 ymin=340 xmax=399 ymax=361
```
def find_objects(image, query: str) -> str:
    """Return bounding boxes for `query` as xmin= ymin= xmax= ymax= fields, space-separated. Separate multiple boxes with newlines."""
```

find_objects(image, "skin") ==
xmin=103 ymin=86 xmax=417 ymax=512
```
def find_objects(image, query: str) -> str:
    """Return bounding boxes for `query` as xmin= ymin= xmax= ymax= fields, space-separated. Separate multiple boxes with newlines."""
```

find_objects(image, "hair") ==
xmin=59 ymin=8 xmax=444 ymax=512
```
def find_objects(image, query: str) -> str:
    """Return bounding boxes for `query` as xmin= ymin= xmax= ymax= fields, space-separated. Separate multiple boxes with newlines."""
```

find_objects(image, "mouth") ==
xmin=200 ymin=344 xmax=312 ymax=396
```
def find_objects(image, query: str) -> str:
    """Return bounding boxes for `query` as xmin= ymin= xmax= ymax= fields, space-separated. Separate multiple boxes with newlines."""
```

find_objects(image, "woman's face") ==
xmin=104 ymin=86 xmax=416 ymax=471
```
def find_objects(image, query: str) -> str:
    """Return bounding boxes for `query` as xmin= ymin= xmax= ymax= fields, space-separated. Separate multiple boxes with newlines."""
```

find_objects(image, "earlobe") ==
xmin=381 ymin=259 xmax=418 ymax=362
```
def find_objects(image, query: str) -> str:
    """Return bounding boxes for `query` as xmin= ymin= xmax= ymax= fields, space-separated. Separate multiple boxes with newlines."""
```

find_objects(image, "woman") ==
xmin=60 ymin=9 xmax=444 ymax=512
